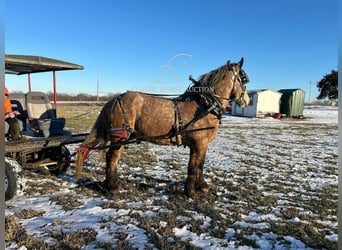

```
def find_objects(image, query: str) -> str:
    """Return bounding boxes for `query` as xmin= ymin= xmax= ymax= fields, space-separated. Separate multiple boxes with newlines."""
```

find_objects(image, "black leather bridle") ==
xmin=230 ymin=66 xmax=249 ymax=106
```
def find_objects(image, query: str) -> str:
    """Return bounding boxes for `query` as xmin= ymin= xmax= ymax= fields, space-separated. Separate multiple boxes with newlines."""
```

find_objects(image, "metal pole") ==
xmin=28 ymin=73 xmax=31 ymax=92
xmin=53 ymin=71 xmax=57 ymax=106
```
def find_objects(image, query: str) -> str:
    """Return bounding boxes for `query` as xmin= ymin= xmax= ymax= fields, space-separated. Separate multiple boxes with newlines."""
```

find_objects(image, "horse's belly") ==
xmin=136 ymin=109 xmax=174 ymax=136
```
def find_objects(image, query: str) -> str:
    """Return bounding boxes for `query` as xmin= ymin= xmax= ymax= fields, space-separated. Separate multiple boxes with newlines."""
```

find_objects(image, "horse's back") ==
xmin=119 ymin=92 xmax=175 ymax=137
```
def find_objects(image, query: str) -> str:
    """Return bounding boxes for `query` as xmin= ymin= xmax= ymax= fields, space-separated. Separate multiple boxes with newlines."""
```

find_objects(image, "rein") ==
xmin=103 ymin=63 xmax=249 ymax=149
xmin=104 ymin=91 xmax=219 ymax=149
xmin=83 ymin=125 xmax=216 ymax=152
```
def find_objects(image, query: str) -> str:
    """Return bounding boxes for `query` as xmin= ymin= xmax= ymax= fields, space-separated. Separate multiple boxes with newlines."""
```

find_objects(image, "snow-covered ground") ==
xmin=5 ymin=106 xmax=338 ymax=249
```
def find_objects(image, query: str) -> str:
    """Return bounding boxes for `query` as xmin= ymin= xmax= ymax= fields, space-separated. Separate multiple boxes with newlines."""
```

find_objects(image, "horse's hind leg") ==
xmin=105 ymin=145 xmax=124 ymax=195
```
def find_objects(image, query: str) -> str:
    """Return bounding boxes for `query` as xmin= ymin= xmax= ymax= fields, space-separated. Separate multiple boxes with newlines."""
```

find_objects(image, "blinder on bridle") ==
xmin=239 ymin=69 xmax=249 ymax=85
xmin=232 ymin=65 xmax=249 ymax=106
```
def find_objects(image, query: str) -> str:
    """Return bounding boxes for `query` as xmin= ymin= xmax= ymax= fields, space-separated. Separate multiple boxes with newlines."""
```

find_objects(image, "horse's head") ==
xmin=192 ymin=58 xmax=250 ymax=109
xmin=227 ymin=58 xmax=250 ymax=108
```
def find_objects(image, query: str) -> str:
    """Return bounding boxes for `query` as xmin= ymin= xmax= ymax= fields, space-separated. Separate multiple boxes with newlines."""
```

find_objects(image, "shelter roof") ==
xmin=278 ymin=88 xmax=305 ymax=93
xmin=247 ymin=89 xmax=282 ymax=95
xmin=5 ymin=54 xmax=84 ymax=75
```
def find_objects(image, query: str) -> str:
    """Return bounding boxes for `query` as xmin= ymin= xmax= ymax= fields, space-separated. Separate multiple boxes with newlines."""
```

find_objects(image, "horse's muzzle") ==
xmin=236 ymin=91 xmax=250 ymax=108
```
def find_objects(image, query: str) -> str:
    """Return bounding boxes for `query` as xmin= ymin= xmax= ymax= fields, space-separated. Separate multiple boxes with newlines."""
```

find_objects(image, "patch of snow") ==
xmin=5 ymin=106 xmax=338 ymax=249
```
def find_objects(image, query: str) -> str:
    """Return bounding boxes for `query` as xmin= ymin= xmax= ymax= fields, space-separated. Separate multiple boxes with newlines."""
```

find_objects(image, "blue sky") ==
xmin=5 ymin=0 xmax=337 ymax=101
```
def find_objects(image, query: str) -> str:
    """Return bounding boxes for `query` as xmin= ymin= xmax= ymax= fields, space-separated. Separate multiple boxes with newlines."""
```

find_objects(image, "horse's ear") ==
xmin=226 ymin=60 xmax=231 ymax=67
xmin=237 ymin=57 xmax=244 ymax=68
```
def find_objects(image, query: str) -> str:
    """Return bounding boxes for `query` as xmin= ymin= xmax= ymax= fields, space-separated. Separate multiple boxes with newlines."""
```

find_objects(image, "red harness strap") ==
xmin=75 ymin=146 xmax=94 ymax=161
xmin=109 ymin=128 xmax=128 ymax=139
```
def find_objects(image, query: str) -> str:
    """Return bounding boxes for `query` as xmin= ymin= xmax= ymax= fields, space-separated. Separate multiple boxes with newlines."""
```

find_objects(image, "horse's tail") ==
xmin=75 ymin=108 xmax=109 ymax=178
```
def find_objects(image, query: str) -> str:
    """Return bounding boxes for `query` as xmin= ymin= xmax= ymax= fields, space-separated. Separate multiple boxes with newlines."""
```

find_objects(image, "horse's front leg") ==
xmin=185 ymin=145 xmax=209 ymax=198
xmin=196 ymin=153 xmax=209 ymax=193
xmin=105 ymin=145 xmax=124 ymax=196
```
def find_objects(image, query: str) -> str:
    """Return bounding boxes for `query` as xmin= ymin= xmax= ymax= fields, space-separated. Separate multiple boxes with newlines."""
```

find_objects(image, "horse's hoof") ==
xmin=184 ymin=188 xmax=197 ymax=199
xmin=106 ymin=182 xmax=121 ymax=196
xmin=110 ymin=187 xmax=121 ymax=194
xmin=196 ymin=182 xmax=209 ymax=193
xmin=107 ymin=188 xmax=121 ymax=199
xmin=199 ymin=186 xmax=209 ymax=193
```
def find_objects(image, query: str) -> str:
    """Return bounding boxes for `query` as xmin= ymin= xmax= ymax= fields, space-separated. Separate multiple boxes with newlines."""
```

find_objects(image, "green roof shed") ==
xmin=278 ymin=89 xmax=305 ymax=117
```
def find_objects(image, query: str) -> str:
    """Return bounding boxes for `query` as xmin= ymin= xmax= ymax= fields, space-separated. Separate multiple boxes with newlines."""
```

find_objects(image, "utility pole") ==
xmin=308 ymin=80 xmax=312 ymax=103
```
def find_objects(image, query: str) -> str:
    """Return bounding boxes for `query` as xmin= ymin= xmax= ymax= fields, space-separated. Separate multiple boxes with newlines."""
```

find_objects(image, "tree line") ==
xmin=11 ymin=70 xmax=337 ymax=103
xmin=45 ymin=92 xmax=120 ymax=102
xmin=47 ymin=68 xmax=341 ymax=104
xmin=10 ymin=91 xmax=120 ymax=102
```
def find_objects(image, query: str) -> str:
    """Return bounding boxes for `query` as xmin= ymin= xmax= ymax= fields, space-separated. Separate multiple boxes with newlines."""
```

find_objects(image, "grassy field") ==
xmin=57 ymin=103 xmax=103 ymax=133
xmin=5 ymin=105 xmax=338 ymax=249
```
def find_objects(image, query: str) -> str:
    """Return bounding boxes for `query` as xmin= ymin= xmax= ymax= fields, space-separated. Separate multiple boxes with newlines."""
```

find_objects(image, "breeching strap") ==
xmin=173 ymin=99 xmax=184 ymax=145
xmin=109 ymin=94 xmax=130 ymax=140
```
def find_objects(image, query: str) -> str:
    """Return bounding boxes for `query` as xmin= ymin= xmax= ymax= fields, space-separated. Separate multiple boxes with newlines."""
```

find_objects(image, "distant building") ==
xmin=231 ymin=89 xmax=283 ymax=118
xmin=278 ymin=89 xmax=305 ymax=118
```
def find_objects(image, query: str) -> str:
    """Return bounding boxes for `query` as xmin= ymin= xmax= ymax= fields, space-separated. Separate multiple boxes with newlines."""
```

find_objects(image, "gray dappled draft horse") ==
xmin=76 ymin=58 xmax=250 ymax=199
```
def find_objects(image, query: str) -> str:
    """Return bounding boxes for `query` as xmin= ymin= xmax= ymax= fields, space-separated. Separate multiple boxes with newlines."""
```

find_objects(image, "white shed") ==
xmin=231 ymin=89 xmax=283 ymax=117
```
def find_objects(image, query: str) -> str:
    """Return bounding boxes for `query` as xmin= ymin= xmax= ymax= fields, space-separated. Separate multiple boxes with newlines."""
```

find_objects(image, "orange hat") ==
xmin=4 ymin=87 xmax=9 ymax=96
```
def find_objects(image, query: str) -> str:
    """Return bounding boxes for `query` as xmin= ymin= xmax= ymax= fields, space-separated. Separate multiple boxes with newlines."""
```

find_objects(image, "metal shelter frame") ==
xmin=5 ymin=54 xmax=84 ymax=105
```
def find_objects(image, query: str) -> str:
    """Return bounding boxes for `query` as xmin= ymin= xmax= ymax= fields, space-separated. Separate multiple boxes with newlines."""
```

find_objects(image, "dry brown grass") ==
xmin=57 ymin=104 xmax=103 ymax=133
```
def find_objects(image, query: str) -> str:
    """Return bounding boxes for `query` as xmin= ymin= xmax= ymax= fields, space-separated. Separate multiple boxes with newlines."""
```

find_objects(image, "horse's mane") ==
xmin=197 ymin=63 xmax=231 ymax=87
xmin=179 ymin=62 xmax=233 ymax=100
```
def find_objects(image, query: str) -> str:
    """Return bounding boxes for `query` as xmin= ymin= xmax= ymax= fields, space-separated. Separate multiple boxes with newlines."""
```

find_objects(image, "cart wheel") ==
xmin=5 ymin=158 xmax=23 ymax=201
xmin=49 ymin=145 xmax=71 ymax=175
